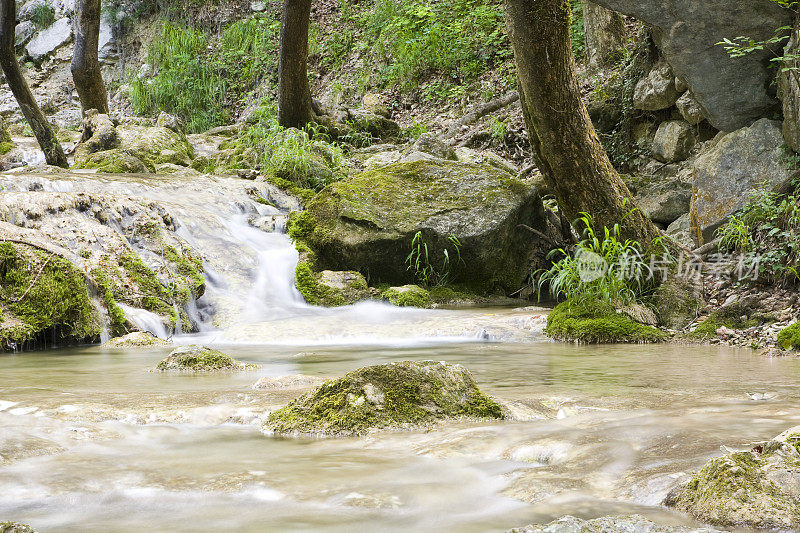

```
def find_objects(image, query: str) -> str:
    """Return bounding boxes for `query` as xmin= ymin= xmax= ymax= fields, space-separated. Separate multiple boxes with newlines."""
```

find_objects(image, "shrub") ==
xmin=31 ymin=4 xmax=56 ymax=28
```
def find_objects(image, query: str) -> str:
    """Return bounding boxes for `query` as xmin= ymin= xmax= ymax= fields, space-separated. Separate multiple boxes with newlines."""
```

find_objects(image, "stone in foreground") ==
xmin=264 ymin=361 xmax=504 ymax=436
xmin=155 ymin=345 xmax=256 ymax=372
xmin=665 ymin=425 xmax=800 ymax=529
xmin=0 ymin=523 xmax=36 ymax=533
xmin=545 ymin=301 xmax=667 ymax=344
xmin=103 ymin=332 xmax=170 ymax=348
xmin=509 ymin=515 xmax=724 ymax=533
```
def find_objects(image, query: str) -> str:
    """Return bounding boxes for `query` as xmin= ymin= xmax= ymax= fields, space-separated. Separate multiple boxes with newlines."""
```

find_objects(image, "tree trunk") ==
xmin=278 ymin=0 xmax=316 ymax=129
xmin=583 ymin=2 xmax=625 ymax=70
xmin=0 ymin=0 xmax=68 ymax=167
xmin=71 ymin=0 xmax=109 ymax=115
xmin=503 ymin=0 xmax=659 ymax=245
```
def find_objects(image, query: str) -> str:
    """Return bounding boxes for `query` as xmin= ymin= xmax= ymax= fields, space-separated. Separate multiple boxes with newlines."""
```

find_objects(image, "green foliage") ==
xmin=406 ymin=231 xmax=462 ymax=288
xmin=353 ymin=0 xmax=512 ymax=99
xmin=401 ymin=121 xmax=428 ymax=142
xmin=545 ymin=299 xmax=667 ymax=344
xmin=569 ymin=0 xmax=585 ymax=61
xmin=131 ymin=17 xmax=279 ymax=133
xmin=778 ymin=322 xmax=800 ymax=350
xmin=538 ymin=212 xmax=666 ymax=307
xmin=31 ymin=4 xmax=56 ymax=28
xmin=715 ymin=182 xmax=800 ymax=284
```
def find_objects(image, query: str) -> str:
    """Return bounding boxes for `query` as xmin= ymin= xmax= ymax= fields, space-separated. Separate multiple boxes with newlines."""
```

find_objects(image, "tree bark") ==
xmin=0 ymin=0 xmax=68 ymax=167
xmin=582 ymin=1 xmax=625 ymax=70
xmin=503 ymin=0 xmax=660 ymax=245
xmin=278 ymin=0 xmax=317 ymax=129
xmin=71 ymin=0 xmax=109 ymax=115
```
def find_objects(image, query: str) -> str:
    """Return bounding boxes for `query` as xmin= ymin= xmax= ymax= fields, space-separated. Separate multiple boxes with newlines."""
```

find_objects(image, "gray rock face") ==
xmin=691 ymin=119 xmax=791 ymax=242
xmin=634 ymin=62 xmax=680 ymax=111
xmin=593 ymin=0 xmax=793 ymax=131
xmin=409 ymin=133 xmax=456 ymax=160
xmin=665 ymin=425 xmax=800 ymax=529
xmin=626 ymin=175 xmax=692 ymax=225
xmin=25 ymin=17 xmax=72 ymax=62
xmin=652 ymin=120 xmax=696 ymax=163
xmin=509 ymin=515 xmax=724 ymax=533
xmin=14 ymin=21 xmax=36 ymax=49
xmin=676 ymin=91 xmax=706 ymax=126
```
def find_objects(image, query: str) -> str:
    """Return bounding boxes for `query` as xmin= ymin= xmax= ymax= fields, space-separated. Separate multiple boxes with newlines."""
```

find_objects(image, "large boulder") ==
xmin=665 ymin=426 xmax=800 ymax=529
xmin=690 ymin=119 xmax=792 ymax=242
xmin=294 ymin=159 xmax=563 ymax=292
xmin=625 ymin=174 xmax=691 ymax=225
xmin=652 ymin=120 xmax=696 ymax=163
xmin=264 ymin=361 xmax=504 ymax=436
xmin=593 ymin=0 xmax=793 ymax=131
xmin=633 ymin=61 xmax=680 ymax=111
xmin=509 ymin=515 xmax=724 ymax=533
xmin=25 ymin=17 xmax=72 ymax=62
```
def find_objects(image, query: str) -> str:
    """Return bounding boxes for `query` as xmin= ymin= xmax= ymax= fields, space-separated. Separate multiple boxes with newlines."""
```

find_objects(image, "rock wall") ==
xmin=593 ymin=0 xmax=793 ymax=131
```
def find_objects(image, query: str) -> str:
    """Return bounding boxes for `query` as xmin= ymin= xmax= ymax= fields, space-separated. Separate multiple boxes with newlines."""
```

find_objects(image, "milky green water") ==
xmin=1 ymin=339 xmax=798 ymax=532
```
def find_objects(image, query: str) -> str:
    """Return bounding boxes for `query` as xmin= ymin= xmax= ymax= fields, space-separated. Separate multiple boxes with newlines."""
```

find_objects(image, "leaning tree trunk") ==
xmin=72 ymin=0 xmax=109 ymax=114
xmin=582 ymin=1 xmax=625 ymax=70
xmin=503 ymin=0 xmax=660 ymax=245
xmin=0 ymin=0 xmax=67 ymax=167
xmin=278 ymin=0 xmax=317 ymax=129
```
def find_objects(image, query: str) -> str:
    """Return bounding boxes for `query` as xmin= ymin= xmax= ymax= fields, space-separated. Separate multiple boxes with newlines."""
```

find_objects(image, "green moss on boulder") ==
xmin=155 ymin=345 xmax=256 ymax=372
xmin=382 ymin=285 xmax=432 ymax=308
xmin=665 ymin=426 xmax=800 ymax=529
xmin=778 ymin=322 xmax=800 ymax=350
xmin=0 ymin=242 xmax=101 ymax=351
xmin=300 ymin=159 xmax=564 ymax=293
xmin=295 ymin=264 xmax=372 ymax=307
xmin=73 ymin=149 xmax=150 ymax=174
xmin=545 ymin=300 xmax=667 ymax=344
xmin=0 ymin=522 xmax=36 ymax=533
xmin=688 ymin=302 xmax=774 ymax=340
xmin=264 ymin=361 xmax=504 ymax=436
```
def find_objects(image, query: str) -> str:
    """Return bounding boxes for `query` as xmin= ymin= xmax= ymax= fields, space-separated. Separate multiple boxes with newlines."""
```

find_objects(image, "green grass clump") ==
xmin=778 ymin=322 xmax=800 ymax=350
xmin=545 ymin=300 xmax=667 ymax=344
xmin=31 ymin=4 xmax=56 ymax=28
xmin=265 ymin=361 xmax=503 ymax=436
xmin=0 ymin=242 xmax=101 ymax=349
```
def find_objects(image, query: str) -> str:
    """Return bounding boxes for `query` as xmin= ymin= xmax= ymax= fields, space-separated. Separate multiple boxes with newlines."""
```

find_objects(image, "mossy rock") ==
xmin=300 ymin=159 xmax=563 ymax=293
xmin=687 ymin=300 xmax=774 ymax=340
xmin=0 ymin=242 xmax=101 ymax=351
xmin=264 ymin=361 xmax=504 ymax=436
xmin=545 ymin=300 xmax=668 ymax=344
xmin=155 ymin=345 xmax=257 ymax=372
xmin=294 ymin=264 xmax=372 ymax=307
xmin=382 ymin=285 xmax=432 ymax=308
xmin=652 ymin=271 xmax=703 ymax=329
xmin=73 ymin=148 xmax=149 ymax=173
xmin=103 ymin=332 xmax=170 ymax=348
xmin=0 ymin=523 xmax=36 ymax=533
xmin=116 ymin=124 xmax=194 ymax=170
xmin=778 ymin=322 xmax=800 ymax=351
xmin=665 ymin=426 xmax=800 ymax=529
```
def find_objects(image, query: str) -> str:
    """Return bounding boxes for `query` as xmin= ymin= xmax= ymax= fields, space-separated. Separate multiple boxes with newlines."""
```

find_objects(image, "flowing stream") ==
xmin=1 ymin=172 xmax=798 ymax=531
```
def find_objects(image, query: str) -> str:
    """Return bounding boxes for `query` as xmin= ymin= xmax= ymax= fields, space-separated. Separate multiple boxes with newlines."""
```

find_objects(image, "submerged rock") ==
xmin=155 ymin=345 xmax=256 ymax=372
xmin=545 ymin=300 xmax=668 ymax=344
xmin=264 ymin=361 xmax=504 ymax=436
xmin=103 ymin=332 xmax=169 ymax=348
xmin=295 ymin=159 xmax=564 ymax=293
xmin=0 ymin=522 xmax=36 ymax=533
xmin=665 ymin=425 xmax=800 ymax=529
xmin=509 ymin=515 xmax=724 ymax=533
xmin=252 ymin=375 xmax=326 ymax=391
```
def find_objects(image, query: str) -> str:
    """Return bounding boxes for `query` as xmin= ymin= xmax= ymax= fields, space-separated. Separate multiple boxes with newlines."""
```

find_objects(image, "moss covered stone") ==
xmin=0 ymin=242 xmax=101 ymax=351
xmin=382 ymin=285 xmax=432 ymax=308
xmin=295 ymin=264 xmax=371 ymax=307
xmin=264 ymin=361 xmax=504 ymax=436
xmin=778 ymin=322 xmax=800 ymax=351
xmin=300 ymin=159 xmax=562 ymax=293
xmin=688 ymin=303 xmax=774 ymax=340
xmin=665 ymin=426 xmax=800 ymax=529
xmin=545 ymin=300 xmax=668 ymax=344
xmin=73 ymin=148 xmax=149 ymax=174
xmin=103 ymin=332 xmax=170 ymax=348
xmin=155 ymin=345 xmax=256 ymax=372
xmin=0 ymin=522 xmax=36 ymax=533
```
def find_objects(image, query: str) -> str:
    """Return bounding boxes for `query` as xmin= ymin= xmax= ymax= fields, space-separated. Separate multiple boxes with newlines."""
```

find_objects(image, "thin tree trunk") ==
xmin=582 ymin=1 xmax=625 ymax=70
xmin=72 ymin=0 xmax=109 ymax=115
xmin=503 ymin=0 xmax=659 ymax=245
xmin=278 ymin=0 xmax=316 ymax=129
xmin=0 ymin=0 xmax=67 ymax=167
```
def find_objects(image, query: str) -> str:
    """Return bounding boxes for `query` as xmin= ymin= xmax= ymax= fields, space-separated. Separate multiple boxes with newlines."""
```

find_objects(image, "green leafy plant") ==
xmin=406 ymin=232 xmax=462 ymax=287
xmin=31 ymin=4 xmax=56 ymax=29
xmin=537 ymin=212 xmax=667 ymax=306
